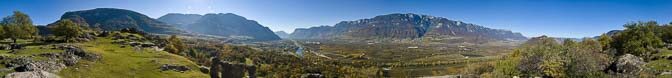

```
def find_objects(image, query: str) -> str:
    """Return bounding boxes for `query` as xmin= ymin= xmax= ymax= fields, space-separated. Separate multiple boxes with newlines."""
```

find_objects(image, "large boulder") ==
xmin=16 ymin=61 xmax=66 ymax=73
xmin=610 ymin=54 xmax=646 ymax=74
xmin=199 ymin=66 xmax=210 ymax=73
xmin=9 ymin=44 xmax=23 ymax=50
xmin=63 ymin=46 xmax=100 ymax=61
xmin=4 ymin=71 xmax=60 ymax=78
xmin=159 ymin=64 xmax=190 ymax=72
xmin=5 ymin=58 xmax=33 ymax=68
xmin=0 ymin=44 xmax=10 ymax=50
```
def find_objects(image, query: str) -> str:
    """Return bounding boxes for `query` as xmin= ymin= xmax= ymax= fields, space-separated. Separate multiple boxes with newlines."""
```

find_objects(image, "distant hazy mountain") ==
xmin=553 ymin=37 xmax=583 ymax=43
xmin=274 ymin=31 xmax=290 ymax=39
xmin=290 ymin=13 xmax=527 ymax=41
xmin=158 ymin=13 xmax=280 ymax=41
xmin=592 ymin=30 xmax=622 ymax=39
xmin=50 ymin=8 xmax=184 ymax=34
xmin=157 ymin=13 xmax=202 ymax=28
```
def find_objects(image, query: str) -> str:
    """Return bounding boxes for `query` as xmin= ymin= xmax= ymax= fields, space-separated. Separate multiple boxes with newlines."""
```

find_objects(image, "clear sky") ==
xmin=1 ymin=0 xmax=670 ymax=38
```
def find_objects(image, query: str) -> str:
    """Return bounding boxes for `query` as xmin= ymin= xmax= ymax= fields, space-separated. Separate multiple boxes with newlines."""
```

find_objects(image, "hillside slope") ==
xmin=158 ymin=13 xmax=281 ymax=41
xmin=156 ymin=13 xmax=202 ymax=28
xmin=57 ymin=35 xmax=208 ymax=77
xmin=50 ymin=8 xmax=184 ymax=34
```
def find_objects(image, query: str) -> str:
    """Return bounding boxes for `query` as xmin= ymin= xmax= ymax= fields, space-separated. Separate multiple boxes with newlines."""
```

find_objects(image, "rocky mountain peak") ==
xmin=290 ymin=13 xmax=527 ymax=41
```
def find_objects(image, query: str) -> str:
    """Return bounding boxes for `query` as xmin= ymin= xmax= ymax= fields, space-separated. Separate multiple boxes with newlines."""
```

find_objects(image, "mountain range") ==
xmin=48 ymin=8 xmax=184 ymax=34
xmin=274 ymin=31 xmax=290 ymax=39
xmin=42 ymin=8 xmax=527 ymax=42
xmin=158 ymin=13 xmax=281 ymax=41
xmin=289 ymin=13 xmax=527 ymax=41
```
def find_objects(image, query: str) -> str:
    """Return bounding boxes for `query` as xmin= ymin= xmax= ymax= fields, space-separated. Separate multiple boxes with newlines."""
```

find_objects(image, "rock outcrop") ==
xmin=15 ymin=61 xmax=65 ymax=73
xmin=159 ymin=64 xmax=190 ymax=72
xmin=610 ymin=54 xmax=646 ymax=74
xmin=5 ymin=71 xmax=60 ymax=78
xmin=4 ymin=44 xmax=99 ymax=77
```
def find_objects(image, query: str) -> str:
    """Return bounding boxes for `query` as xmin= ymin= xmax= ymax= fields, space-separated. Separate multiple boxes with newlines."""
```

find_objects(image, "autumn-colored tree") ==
xmin=165 ymin=35 xmax=186 ymax=55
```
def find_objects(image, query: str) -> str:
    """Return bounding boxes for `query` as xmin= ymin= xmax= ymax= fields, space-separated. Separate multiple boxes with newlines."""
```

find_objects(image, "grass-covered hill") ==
xmin=0 ymin=32 xmax=208 ymax=78
xmin=57 ymin=35 xmax=207 ymax=77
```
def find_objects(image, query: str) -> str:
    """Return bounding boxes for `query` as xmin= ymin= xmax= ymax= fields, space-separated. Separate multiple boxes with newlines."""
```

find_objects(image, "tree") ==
xmin=0 ymin=25 xmax=5 ymax=40
xmin=166 ymin=35 xmax=186 ymax=55
xmin=562 ymin=39 xmax=577 ymax=47
xmin=165 ymin=44 xmax=179 ymax=54
xmin=613 ymin=21 xmax=664 ymax=61
xmin=662 ymin=24 xmax=672 ymax=43
xmin=50 ymin=19 xmax=84 ymax=42
xmin=514 ymin=36 xmax=566 ymax=77
xmin=597 ymin=34 xmax=613 ymax=51
xmin=564 ymin=38 xmax=609 ymax=77
xmin=1 ymin=11 xmax=38 ymax=43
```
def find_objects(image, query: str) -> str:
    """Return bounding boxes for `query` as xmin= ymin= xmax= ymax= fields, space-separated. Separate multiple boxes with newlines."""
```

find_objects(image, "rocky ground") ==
xmin=0 ymin=44 xmax=99 ymax=78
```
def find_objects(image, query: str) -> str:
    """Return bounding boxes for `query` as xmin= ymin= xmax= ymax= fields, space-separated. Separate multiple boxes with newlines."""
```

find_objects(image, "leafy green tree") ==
xmin=1 ymin=11 xmax=39 ymax=43
xmin=613 ymin=21 xmax=664 ymax=61
xmin=580 ymin=38 xmax=602 ymax=52
xmin=597 ymin=34 xmax=613 ymax=51
xmin=662 ymin=24 xmax=672 ymax=43
xmin=50 ymin=19 xmax=84 ymax=42
xmin=562 ymin=39 xmax=577 ymax=48
xmin=564 ymin=38 xmax=610 ymax=77
xmin=514 ymin=36 xmax=566 ymax=77
xmin=0 ymin=25 xmax=5 ymax=40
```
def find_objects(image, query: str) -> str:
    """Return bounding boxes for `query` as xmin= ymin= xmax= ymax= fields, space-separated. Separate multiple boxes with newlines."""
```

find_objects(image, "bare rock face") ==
xmin=4 ymin=71 xmax=60 ymax=78
xmin=611 ymin=54 xmax=646 ymax=74
xmin=289 ymin=13 xmax=527 ymax=41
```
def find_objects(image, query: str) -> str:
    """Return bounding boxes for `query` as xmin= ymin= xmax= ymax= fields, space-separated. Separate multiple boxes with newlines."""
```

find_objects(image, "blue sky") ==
xmin=1 ymin=0 xmax=670 ymax=38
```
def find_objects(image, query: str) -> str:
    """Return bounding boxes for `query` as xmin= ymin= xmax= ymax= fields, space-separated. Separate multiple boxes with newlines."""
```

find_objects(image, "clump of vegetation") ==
xmin=1 ymin=11 xmax=39 ymax=44
xmin=49 ymin=19 xmax=85 ymax=42
xmin=612 ymin=21 xmax=668 ymax=61
xmin=490 ymin=36 xmax=610 ymax=78
xmin=487 ymin=21 xmax=672 ymax=78
xmin=165 ymin=35 xmax=186 ymax=55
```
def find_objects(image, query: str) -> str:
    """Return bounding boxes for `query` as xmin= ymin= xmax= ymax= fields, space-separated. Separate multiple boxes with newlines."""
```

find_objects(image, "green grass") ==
xmin=0 ymin=39 xmax=64 ymax=76
xmin=648 ymin=59 xmax=672 ymax=71
xmin=57 ymin=37 xmax=208 ymax=78
xmin=658 ymin=74 xmax=672 ymax=78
